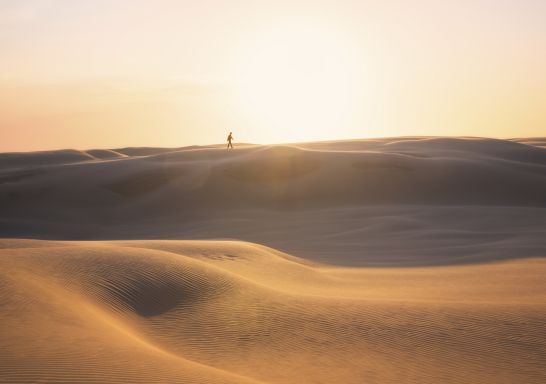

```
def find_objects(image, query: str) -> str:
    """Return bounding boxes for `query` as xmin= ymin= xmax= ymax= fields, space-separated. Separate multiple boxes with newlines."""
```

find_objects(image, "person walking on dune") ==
xmin=227 ymin=132 xmax=234 ymax=149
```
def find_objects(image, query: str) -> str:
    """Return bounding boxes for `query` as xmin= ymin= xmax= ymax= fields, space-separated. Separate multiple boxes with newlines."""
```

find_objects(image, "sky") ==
xmin=1 ymin=0 xmax=545 ymax=152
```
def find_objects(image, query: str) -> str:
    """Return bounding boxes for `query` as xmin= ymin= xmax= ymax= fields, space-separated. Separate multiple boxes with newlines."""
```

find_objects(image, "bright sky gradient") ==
xmin=1 ymin=0 xmax=545 ymax=151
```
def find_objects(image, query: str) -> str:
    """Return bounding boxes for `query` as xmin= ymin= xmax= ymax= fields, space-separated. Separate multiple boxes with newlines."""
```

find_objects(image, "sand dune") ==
xmin=1 ymin=137 xmax=545 ymax=383
xmin=0 ymin=137 xmax=545 ymax=264
xmin=1 ymin=239 xmax=545 ymax=383
xmin=0 ymin=149 xmax=96 ymax=169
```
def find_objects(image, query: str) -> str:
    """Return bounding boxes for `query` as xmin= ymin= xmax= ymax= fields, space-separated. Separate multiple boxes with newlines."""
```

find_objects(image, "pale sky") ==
xmin=1 ymin=0 xmax=545 ymax=151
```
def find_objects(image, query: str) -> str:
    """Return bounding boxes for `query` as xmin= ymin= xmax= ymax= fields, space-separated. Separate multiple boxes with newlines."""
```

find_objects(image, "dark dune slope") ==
xmin=0 ymin=137 xmax=545 ymax=265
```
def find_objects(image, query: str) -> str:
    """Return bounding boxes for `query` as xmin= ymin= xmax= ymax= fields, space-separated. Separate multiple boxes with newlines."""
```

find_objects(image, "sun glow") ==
xmin=234 ymin=23 xmax=366 ymax=143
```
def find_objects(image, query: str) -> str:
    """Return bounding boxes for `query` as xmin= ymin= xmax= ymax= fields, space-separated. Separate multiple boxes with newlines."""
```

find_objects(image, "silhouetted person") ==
xmin=227 ymin=132 xmax=234 ymax=149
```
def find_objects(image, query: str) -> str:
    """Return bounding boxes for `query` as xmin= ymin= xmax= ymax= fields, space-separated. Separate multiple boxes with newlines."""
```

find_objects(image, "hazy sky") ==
xmin=1 ymin=0 xmax=545 ymax=151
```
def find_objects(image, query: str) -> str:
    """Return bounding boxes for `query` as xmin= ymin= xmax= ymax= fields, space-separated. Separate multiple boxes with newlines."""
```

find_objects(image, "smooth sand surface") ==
xmin=1 ymin=137 xmax=545 ymax=383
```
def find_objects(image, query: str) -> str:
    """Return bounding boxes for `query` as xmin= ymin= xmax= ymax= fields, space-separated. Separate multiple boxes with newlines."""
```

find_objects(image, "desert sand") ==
xmin=1 ymin=137 xmax=545 ymax=383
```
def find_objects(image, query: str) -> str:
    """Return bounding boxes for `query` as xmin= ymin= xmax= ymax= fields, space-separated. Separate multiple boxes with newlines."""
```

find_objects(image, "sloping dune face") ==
xmin=1 ymin=239 xmax=545 ymax=384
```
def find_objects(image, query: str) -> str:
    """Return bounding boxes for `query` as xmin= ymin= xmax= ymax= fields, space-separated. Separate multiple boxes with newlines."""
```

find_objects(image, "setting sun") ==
xmin=233 ymin=22 xmax=365 ymax=142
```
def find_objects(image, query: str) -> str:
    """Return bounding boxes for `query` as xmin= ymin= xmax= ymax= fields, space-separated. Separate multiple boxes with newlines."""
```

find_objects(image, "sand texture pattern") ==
xmin=1 ymin=239 xmax=545 ymax=384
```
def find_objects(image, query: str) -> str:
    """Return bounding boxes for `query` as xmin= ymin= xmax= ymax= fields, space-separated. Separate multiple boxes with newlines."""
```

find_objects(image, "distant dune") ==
xmin=1 ymin=137 xmax=545 ymax=383
xmin=0 ymin=137 xmax=545 ymax=265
